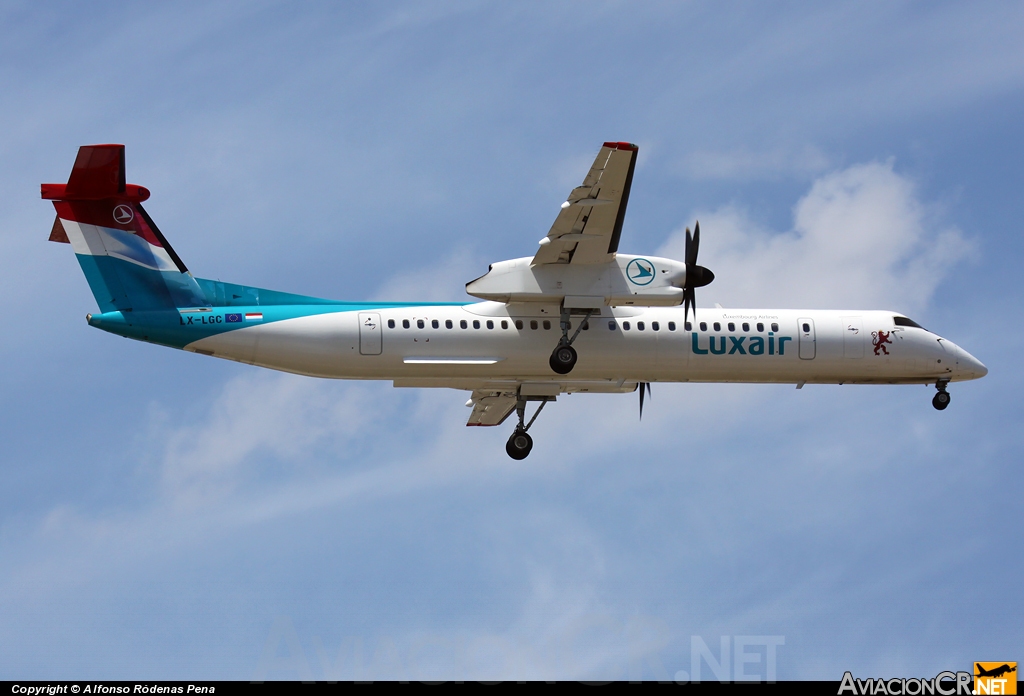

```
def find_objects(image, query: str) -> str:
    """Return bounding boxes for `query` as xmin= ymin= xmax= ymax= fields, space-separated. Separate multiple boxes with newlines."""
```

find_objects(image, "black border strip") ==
xmin=137 ymin=204 xmax=189 ymax=274
xmin=606 ymin=147 xmax=637 ymax=255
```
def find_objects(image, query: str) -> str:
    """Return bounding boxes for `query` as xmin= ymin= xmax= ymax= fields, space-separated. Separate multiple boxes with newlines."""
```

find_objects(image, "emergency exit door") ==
xmin=358 ymin=312 xmax=382 ymax=355
xmin=798 ymin=317 xmax=816 ymax=360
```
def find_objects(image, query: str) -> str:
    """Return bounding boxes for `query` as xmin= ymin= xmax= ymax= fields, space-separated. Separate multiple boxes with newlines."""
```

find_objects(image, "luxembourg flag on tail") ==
xmin=245 ymin=312 xmax=263 ymax=322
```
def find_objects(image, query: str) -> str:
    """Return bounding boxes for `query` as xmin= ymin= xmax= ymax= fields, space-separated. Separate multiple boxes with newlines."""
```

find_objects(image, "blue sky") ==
xmin=1 ymin=1 xmax=1022 ymax=680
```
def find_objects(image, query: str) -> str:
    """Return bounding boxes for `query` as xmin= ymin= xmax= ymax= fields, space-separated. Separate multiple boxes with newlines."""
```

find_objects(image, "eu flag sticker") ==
xmin=225 ymin=313 xmax=242 ymax=323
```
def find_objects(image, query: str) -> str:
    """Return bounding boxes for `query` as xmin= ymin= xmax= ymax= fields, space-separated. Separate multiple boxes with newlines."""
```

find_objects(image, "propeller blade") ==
xmin=681 ymin=220 xmax=709 ymax=326
xmin=639 ymin=381 xmax=652 ymax=420
xmin=683 ymin=287 xmax=695 ymax=325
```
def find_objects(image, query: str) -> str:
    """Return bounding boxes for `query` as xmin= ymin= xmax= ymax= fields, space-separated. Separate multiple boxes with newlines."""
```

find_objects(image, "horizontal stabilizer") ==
xmin=41 ymin=145 xmax=150 ymax=202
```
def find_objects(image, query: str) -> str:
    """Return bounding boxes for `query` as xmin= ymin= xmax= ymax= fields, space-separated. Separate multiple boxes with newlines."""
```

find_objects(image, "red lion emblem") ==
xmin=871 ymin=330 xmax=892 ymax=355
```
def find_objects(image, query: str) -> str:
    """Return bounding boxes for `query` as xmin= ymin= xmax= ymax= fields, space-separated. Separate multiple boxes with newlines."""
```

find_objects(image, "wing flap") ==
xmin=465 ymin=390 xmax=518 ymax=427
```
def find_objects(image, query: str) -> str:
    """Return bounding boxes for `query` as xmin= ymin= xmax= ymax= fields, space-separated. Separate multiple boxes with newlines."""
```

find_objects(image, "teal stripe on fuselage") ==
xmin=87 ymin=302 xmax=468 ymax=349
xmin=75 ymin=252 xmax=467 ymax=348
xmin=194 ymin=277 xmax=344 ymax=307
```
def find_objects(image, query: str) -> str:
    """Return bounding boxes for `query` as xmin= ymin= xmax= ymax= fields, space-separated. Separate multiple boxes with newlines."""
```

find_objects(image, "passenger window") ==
xmin=623 ymin=321 xmax=631 ymax=330
xmin=608 ymin=321 xmax=616 ymax=330
xmin=486 ymin=320 xmax=494 ymax=329
xmin=756 ymin=322 xmax=764 ymax=332
xmin=699 ymin=322 xmax=707 ymax=331
xmin=652 ymin=321 xmax=659 ymax=331
xmin=669 ymin=321 xmax=677 ymax=331
xmin=802 ymin=322 xmax=810 ymax=333
xmin=431 ymin=319 xmax=439 ymax=329
xmin=713 ymin=322 xmax=721 ymax=331
xmin=582 ymin=320 xmax=589 ymax=330
xmin=501 ymin=320 xmax=508 ymax=329
xmin=543 ymin=320 xmax=551 ymax=330
xmin=771 ymin=322 xmax=779 ymax=332
xmin=387 ymin=319 xmax=395 ymax=329
xmin=417 ymin=319 xmax=425 ymax=329
xmin=530 ymin=320 xmax=538 ymax=330
xmin=727 ymin=322 xmax=735 ymax=332
xmin=473 ymin=320 xmax=481 ymax=329
xmin=637 ymin=321 xmax=645 ymax=331
xmin=402 ymin=319 xmax=410 ymax=329
xmin=742 ymin=322 xmax=749 ymax=332
xmin=683 ymin=322 xmax=691 ymax=331
xmin=515 ymin=320 xmax=523 ymax=330
xmin=460 ymin=319 xmax=468 ymax=329
xmin=445 ymin=319 xmax=453 ymax=329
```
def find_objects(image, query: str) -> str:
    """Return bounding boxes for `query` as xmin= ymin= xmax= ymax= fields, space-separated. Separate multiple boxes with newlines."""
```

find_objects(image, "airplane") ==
xmin=43 ymin=143 xmax=988 ymax=459
xmin=975 ymin=664 xmax=1016 ymax=679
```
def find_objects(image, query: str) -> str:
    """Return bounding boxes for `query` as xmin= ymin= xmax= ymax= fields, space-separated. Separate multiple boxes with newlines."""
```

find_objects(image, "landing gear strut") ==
xmin=549 ymin=307 xmax=593 ymax=375
xmin=505 ymin=396 xmax=551 ymax=460
xmin=932 ymin=380 xmax=951 ymax=411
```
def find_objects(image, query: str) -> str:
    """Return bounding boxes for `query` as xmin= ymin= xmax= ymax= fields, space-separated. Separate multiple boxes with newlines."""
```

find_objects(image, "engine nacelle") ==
xmin=466 ymin=254 xmax=688 ymax=307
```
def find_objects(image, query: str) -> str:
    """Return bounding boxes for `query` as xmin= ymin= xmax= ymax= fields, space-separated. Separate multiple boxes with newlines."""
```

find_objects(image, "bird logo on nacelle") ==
xmin=626 ymin=258 xmax=655 ymax=286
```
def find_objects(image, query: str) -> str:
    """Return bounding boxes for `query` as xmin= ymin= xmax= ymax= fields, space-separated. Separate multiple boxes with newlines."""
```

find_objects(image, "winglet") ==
xmin=602 ymin=141 xmax=638 ymax=151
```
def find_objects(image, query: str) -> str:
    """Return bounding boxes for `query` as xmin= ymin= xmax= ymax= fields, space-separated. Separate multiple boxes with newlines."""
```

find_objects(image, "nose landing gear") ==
xmin=505 ymin=395 xmax=553 ymax=460
xmin=549 ymin=308 xmax=593 ymax=375
xmin=932 ymin=380 xmax=951 ymax=410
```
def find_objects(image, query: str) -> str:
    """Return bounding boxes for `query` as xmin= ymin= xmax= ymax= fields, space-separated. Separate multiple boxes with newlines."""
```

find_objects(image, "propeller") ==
xmin=681 ymin=221 xmax=715 ymax=325
xmin=639 ymin=381 xmax=651 ymax=420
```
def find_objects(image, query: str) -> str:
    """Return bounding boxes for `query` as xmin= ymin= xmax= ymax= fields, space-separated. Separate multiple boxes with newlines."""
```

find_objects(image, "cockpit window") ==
xmin=893 ymin=316 xmax=925 ymax=330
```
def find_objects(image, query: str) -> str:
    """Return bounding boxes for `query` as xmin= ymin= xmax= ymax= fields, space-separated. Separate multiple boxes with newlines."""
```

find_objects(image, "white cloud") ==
xmin=680 ymin=145 xmax=831 ymax=181
xmin=372 ymin=249 xmax=484 ymax=303
xmin=659 ymin=160 xmax=973 ymax=314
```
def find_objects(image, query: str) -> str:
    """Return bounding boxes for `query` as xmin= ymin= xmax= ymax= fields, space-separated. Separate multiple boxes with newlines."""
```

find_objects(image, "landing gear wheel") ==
xmin=549 ymin=343 xmax=577 ymax=375
xmin=506 ymin=428 xmax=533 ymax=460
xmin=932 ymin=391 xmax=950 ymax=411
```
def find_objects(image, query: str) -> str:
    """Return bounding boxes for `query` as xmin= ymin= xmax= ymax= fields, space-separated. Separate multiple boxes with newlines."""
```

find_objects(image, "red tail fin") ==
xmin=41 ymin=144 xmax=149 ymax=202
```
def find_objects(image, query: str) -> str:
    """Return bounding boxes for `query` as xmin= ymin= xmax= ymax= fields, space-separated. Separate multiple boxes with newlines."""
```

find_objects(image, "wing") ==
xmin=532 ymin=141 xmax=638 ymax=266
xmin=465 ymin=389 xmax=518 ymax=427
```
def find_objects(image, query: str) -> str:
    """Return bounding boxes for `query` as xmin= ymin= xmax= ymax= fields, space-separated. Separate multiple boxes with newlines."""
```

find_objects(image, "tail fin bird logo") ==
xmin=112 ymin=204 xmax=134 ymax=225
xmin=871 ymin=330 xmax=892 ymax=355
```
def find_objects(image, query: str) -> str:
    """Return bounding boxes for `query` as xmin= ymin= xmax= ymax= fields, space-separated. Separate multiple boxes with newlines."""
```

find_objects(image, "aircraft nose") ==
xmin=958 ymin=347 xmax=988 ymax=380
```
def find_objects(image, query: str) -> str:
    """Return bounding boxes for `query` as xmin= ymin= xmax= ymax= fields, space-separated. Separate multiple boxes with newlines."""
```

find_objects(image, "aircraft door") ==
xmin=841 ymin=316 xmax=864 ymax=358
xmin=798 ymin=317 xmax=816 ymax=360
xmin=358 ymin=312 xmax=382 ymax=355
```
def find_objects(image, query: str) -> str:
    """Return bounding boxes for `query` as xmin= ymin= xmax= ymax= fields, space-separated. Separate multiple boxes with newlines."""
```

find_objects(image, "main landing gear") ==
xmin=505 ymin=396 xmax=552 ymax=460
xmin=549 ymin=308 xmax=593 ymax=375
xmin=932 ymin=380 xmax=951 ymax=411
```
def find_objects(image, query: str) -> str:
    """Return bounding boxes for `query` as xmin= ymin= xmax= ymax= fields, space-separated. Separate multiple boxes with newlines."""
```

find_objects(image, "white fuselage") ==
xmin=186 ymin=303 xmax=987 ymax=391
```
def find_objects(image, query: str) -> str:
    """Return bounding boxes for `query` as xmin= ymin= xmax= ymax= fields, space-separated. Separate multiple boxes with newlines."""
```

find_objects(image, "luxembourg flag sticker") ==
xmin=245 ymin=312 xmax=263 ymax=322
